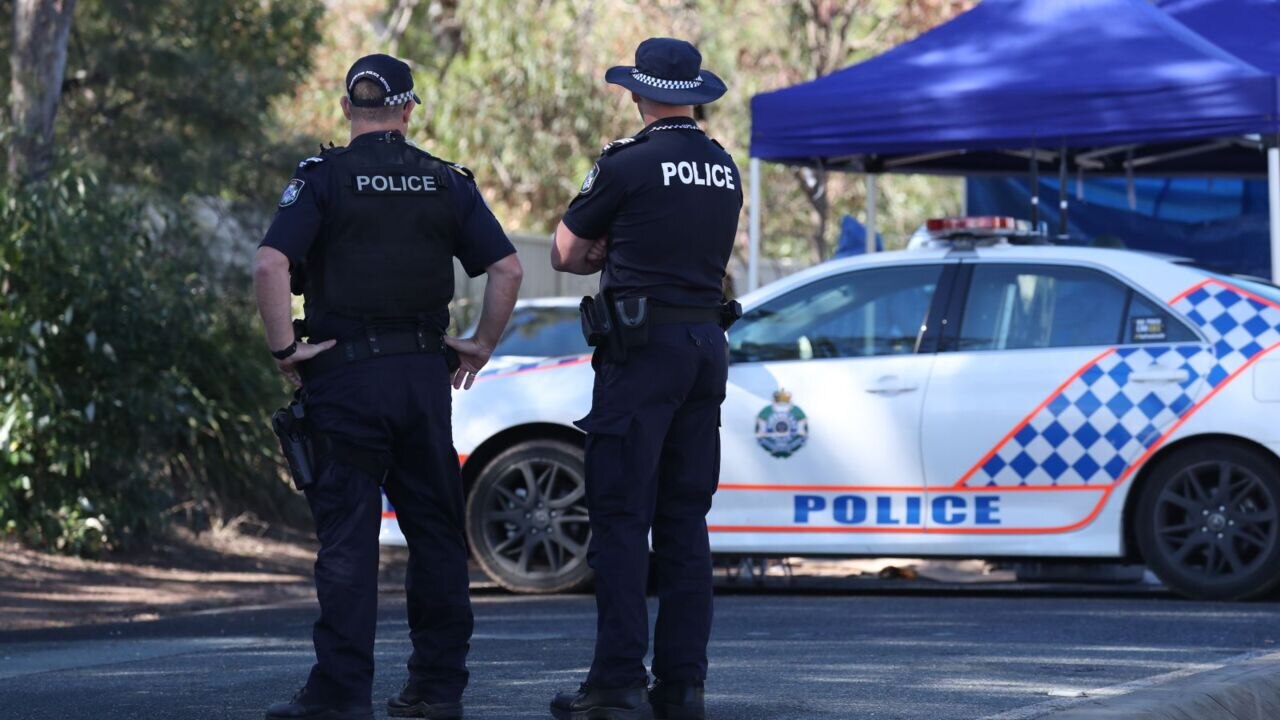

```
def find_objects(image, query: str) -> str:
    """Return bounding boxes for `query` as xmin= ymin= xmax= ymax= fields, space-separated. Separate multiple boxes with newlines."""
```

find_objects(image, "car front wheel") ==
xmin=1135 ymin=442 xmax=1280 ymax=600
xmin=466 ymin=439 xmax=593 ymax=594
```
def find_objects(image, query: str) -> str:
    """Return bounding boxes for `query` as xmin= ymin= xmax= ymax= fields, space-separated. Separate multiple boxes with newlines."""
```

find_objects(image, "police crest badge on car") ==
xmin=580 ymin=163 xmax=600 ymax=194
xmin=755 ymin=388 xmax=809 ymax=458
xmin=278 ymin=179 xmax=305 ymax=208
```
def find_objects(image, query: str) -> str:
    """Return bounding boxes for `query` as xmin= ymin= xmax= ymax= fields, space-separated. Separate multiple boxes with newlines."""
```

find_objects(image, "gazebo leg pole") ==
xmin=1269 ymin=143 xmax=1280 ymax=282
xmin=865 ymin=174 xmax=878 ymax=254
xmin=748 ymin=157 xmax=761 ymax=293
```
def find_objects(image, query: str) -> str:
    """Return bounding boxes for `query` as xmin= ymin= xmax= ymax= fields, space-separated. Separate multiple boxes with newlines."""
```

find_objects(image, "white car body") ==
xmin=383 ymin=243 xmax=1280 ymax=567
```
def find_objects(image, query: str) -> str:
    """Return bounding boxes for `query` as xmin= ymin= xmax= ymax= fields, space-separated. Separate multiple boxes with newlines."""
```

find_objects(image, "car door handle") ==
xmin=865 ymin=376 xmax=918 ymax=396
xmin=1130 ymin=366 xmax=1189 ymax=384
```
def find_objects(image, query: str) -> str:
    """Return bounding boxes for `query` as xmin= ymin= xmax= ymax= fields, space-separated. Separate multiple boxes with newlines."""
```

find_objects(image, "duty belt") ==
xmin=649 ymin=305 xmax=722 ymax=325
xmin=300 ymin=327 xmax=446 ymax=380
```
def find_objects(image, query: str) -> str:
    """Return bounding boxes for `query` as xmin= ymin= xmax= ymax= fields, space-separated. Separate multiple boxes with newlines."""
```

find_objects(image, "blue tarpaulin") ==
xmin=968 ymin=176 xmax=1271 ymax=277
xmin=750 ymin=0 xmax=1280 ymax=165
xmin=833 ymin=215 xmax=884 ymax=258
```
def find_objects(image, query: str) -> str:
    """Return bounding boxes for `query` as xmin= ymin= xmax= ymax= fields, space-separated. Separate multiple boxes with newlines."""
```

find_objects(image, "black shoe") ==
xmin=264 ymin=689 xmax=373 ymax=720
xmin=387 ymin=681 xmax=464 ymax=719
xmin=648 ymin=681 xmax=705 ymax=720
xmin=550 ymin=683 xmax=653 ymax=720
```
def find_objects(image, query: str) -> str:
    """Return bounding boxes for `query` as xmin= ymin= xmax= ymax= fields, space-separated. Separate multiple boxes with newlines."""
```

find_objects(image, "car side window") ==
xmin=1124 ymin=293 xmax=1197 ymax=344
xmin=493 ymin=308 xmax=591 ymax=357
xmin=957 ymin=264 xmax=1188 ymax=351
xmin=728 ymin=265 xmax=942 ymax=362
xmin=959 ymin=264 xmax=1126 ymax=350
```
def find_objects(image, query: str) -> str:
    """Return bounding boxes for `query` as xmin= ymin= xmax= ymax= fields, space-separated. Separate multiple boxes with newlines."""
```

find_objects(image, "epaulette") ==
xmin=710 ymin=138 xmax=725 ymax=150
xmin=600 ymin=135 xmax=648 ymax=157
xmin=445 ymin=161 xmax=474 ymax=180
xmin=298 ymin=142 xmax=346 ymax=170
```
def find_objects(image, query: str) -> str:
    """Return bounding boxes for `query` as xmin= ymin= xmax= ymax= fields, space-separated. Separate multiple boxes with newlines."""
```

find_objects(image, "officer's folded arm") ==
xmin=550 ymin=220 xmax=606 ymax=275
xmin=443 ymin=252 xmax=523 ymax=390
xmin=252 ymin=246 xmax=336 ymax=385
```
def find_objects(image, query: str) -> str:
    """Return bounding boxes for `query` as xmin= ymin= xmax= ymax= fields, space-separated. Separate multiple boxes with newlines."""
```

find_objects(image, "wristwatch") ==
xmin=271 ymin=340 xmax=298 ymax=360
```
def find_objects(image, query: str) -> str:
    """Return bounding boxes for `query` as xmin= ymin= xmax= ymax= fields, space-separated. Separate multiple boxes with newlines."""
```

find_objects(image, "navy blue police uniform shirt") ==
xmin=259 ymin=130 xmax=515 ymax=336
xmin=561 ymin=116 xmax=742 ymax=308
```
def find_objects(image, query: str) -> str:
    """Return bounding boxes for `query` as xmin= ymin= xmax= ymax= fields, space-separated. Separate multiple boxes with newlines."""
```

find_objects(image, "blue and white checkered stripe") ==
xmin=969 ymin=346 xmax=1212 ymax=487
xmin=1174 ymin=283 xmax=1280 ymax=387
xmin=964 ymin=281 xmax=1280 ymax=489
xmin=476 ymin=354 xmax=591 ymax=380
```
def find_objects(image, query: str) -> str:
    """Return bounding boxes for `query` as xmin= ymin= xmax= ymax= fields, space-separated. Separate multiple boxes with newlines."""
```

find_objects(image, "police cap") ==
xmin=345 ymin=53 xmax=422 ymax=108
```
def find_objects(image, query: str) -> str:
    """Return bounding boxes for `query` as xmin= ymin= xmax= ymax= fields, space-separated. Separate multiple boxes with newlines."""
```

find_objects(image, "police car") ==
xmin=384 ymin=217 xmax=1280 ymax=600
xmin=458 ymin=297 xmax=588 ymax=372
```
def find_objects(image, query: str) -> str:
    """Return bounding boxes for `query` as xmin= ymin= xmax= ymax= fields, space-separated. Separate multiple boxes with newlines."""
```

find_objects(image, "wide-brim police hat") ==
xmin=605 ymin=37 xmax=727 ymax=106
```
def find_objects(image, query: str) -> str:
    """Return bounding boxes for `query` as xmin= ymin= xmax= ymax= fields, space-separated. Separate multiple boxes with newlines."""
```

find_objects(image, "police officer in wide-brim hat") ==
xmin=255 ymin=52 xmax=523 ymax=720
xmin=549 ymin=37 xmax=742 ymax=720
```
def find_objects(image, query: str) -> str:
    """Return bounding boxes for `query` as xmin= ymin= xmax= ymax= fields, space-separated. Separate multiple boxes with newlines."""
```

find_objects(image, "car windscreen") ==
xmin=493 ymin=307 xmax=590 ymax=358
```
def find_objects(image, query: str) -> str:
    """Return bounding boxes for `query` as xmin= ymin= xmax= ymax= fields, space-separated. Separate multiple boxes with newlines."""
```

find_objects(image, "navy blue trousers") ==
xmin=576 ymin=322 xmax=728 ymax=689
xmin=301 ymin=353 xmax=473 ymax=707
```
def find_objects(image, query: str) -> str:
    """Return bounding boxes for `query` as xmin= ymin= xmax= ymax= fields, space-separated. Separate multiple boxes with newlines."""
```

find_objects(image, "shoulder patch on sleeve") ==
xmin=600 ymin=135 xmax=649 ymax=157
xmin=446 ymin=162 xmax=474 ymax=180
xmin=579 ymin=163 xmax=601 ymax=194
xmin=278 ymin=179 xmax=305 ymax=208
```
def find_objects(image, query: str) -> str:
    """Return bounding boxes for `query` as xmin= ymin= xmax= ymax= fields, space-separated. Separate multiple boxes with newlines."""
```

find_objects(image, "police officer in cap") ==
xmin=254 ymin=53 xmax=523 ymax=720
xmin=549 ymin=37 xmax=741 ymax=720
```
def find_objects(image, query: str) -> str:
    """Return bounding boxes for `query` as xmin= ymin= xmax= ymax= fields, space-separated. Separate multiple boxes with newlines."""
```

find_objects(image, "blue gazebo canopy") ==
xmin=750 ymin=0 xmax=1280 ymax=175
xmin=1162 ymin=0 xmax=1280 ymax=75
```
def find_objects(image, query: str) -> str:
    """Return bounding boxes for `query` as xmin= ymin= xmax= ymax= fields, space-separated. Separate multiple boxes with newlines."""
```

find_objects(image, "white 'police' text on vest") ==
xmin=659 ymin=162 xmax=735 ymax=190
xmin=353 ymin=174 xmax=439 ymax=194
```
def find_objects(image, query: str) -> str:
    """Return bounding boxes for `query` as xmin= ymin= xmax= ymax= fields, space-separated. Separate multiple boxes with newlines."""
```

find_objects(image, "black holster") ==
xmin=580 ymin=293 xmax=649 ymax=365
xmin=720 ymin=299 xmax=743 ymax=330
xmin=271 ymin=391 xmax=316 ymax=490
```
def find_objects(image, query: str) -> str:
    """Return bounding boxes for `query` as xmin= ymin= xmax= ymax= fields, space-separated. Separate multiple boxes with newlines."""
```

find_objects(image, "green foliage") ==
xmin=380 ymin=0 xmax=962 ymax=258
xmin=1 ymin=0 xmax=325 ymax=200
xmin=0 ymin=171 xmax=294 ymax=554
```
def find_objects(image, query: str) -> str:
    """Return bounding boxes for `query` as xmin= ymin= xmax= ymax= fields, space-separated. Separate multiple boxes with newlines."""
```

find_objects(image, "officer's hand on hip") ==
xmin=442 ymin=336 xmax=492 ymax=390
xmin=275 ymin=340 xmax=337 ymax=386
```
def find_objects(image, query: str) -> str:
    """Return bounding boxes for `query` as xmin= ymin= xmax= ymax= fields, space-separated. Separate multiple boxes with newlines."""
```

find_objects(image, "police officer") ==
xmin=253 ymin=53 xmax=522 ymax=720
xmin=549 ymin=38 xmax=740 ymax=720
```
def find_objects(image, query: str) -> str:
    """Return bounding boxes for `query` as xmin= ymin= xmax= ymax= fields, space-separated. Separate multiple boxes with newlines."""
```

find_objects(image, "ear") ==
xmin=402 ymin=100 xmax=416 ymax=124
xmin=340 ymin=96 xmax=352 ymax=120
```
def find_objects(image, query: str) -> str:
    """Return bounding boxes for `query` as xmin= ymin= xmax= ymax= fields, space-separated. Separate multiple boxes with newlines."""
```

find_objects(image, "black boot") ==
xmin=387 ymin=681 xmax=464 ymax=719
xmin=264 ymin=689 xmax=373 ymax=720
xmin=648 ymin=681 xmax=705 ymax=720
xmin=550 ymin=683 xmax=653 ymax=720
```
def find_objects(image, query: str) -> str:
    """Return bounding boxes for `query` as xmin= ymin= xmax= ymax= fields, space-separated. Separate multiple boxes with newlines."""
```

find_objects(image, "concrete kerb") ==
xmin=1022 ymin=650 xmax=1280 ymax=720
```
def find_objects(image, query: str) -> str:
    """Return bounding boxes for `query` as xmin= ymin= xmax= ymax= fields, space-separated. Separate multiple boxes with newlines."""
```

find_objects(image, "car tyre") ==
xmin=466 ymin=439 xmax=593 ymax=594
xmin=1135 ymin=442 xmax=1280 ymax=600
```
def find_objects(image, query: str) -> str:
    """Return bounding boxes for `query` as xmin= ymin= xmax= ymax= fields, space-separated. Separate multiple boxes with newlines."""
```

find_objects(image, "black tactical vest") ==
xmin=304 ymin=132 xmax=460 ymax=337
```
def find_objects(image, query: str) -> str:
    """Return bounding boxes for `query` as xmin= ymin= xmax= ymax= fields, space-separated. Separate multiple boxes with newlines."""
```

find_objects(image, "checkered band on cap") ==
xmin=384 ymin=90 xmax=415 ymax=106
xmin=631 ymin=70 xmax=703 ymax=90
xmin=962 ymin=280 xmax=1280 ymax=489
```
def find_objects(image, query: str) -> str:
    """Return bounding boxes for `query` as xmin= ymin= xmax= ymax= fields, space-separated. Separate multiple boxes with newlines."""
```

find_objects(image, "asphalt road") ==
xmin=3 ymin=585 xmax=1280 ymax=720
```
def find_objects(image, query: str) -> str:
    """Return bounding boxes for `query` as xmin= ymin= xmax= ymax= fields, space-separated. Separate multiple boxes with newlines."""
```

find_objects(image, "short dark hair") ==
xmin=349 ymin=78 xmax=405 ymax=122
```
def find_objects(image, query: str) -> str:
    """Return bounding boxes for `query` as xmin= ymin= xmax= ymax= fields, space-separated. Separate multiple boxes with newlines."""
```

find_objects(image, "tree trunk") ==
xmin=8 ymin=0 xmax=77 ymax=184
xmin=794 ymin=164 xmax=829 ymax=262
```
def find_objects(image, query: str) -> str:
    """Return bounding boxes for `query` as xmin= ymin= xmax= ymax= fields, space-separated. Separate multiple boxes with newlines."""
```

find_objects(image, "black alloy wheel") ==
xmin=1136 ymin=442 xmax=1280 ymax=600
xmin=466 ymin=440 xmax=593 ymax=594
